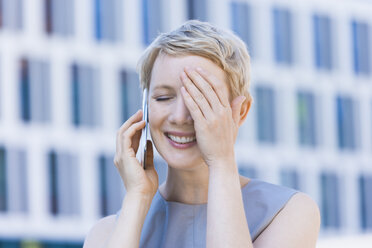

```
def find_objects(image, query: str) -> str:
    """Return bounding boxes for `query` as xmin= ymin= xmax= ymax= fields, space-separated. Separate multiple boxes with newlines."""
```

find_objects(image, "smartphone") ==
xmin=139 ymin=88 xmax=149 ymax=168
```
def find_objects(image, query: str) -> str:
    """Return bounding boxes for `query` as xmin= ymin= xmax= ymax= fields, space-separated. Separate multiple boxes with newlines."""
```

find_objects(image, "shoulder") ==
xmin=83 ymin=215 xmax=117 ymax=248
xmin=254 ymin=192 xmax=321 ymax=248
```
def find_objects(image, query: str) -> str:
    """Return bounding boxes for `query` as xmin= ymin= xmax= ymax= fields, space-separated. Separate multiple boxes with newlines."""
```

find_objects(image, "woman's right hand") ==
xmin=114 ymin=110 xmax=159 ymax=198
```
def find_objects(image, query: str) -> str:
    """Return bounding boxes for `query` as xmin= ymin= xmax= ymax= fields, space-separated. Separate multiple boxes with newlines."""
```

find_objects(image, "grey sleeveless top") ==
xmin=117 ymin=179 xmax=297 ymax=248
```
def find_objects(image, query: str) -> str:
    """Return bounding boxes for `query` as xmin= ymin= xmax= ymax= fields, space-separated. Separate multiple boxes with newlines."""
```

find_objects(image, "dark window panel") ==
xmin=297 ymin=91 xmax=316 ymax=147
xmin=45 ymin=0 xmax=52 ymax=34
xmin=187 ymin=0 xmax=207 ymax=21
xmin=313 ymin=14 xmax=332 ymax=70
xmin=48 ymin=150 xmax=58 ymax=215
xmin=20 ymin=58 xmax=31 ymax=122
xmin=273 ymin=8 xmax=293 ymax=64
xmin=143 ymin=0 xmax=162 ymax=45
xmin=320 ymin=172 xmax=341 ymax=229
xmin=71 ymin=63 xmax=80 ymax=126
xmin=0 ymin=147 xmax=7 ymax=212
xmin=336 ymin=96 xmax=356 ymax=150
xmin=231 ymin=2 xmax=252 ymax=56
xmin=359 ymin=175 xmax=372 ymax=230
xmin=256 ymin=86 xmax=276 ymax=143
xmin=120 ymin=70 xmax=141 ymax=124
xmin=352 ymin=20 xmax=371 ymax=75
xmin=0 ymin=0 xmax=3 ymax=28
xmin=280 ymin=169 xmax=299 ymax=190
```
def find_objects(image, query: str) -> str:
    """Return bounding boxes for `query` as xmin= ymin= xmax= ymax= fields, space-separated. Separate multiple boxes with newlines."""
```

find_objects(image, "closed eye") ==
xmin=155 ymin=97 xmax=172 ymax=101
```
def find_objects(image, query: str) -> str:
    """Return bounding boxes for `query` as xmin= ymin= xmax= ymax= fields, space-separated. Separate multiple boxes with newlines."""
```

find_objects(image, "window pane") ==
xmin=20 ymin=58 xmax=30 ymax=122
xmin=359 ymin=175 xmax=372 ymax=230
xmin=7 ymin=149 xmax=28 ymax=213
xmin=231 ymin=2 xmax=252 ymax=56
xmin=48 ymin=150 xmax=80 ymax=216
xmin=273 ymin=8 xmax=293 ymax=64
xmin=297 ymin=91 xmax=316 ymax=147
xmin=94 ymin=0 xmax=122 ymax=41
xmin=320 ymin=172 xmax=341 ymax=229
xmin=238 ymin=165 xmax=257 ymax=178
xmin=255 ymin=86 xmax=276 ymax=143
xmin=98 ymin=155 xmax=124 ymax=216
xmin=336 ymin=96 xmax=356 ymax=150
xmin=187 ymin=0 xmax=207 ymax=21
xmin=2 ymin=0 xmax=23 ymax=30
xmin=71 ymin=63 xmax=101 ymax=127
xmin=143 ymin=0 xmax=162 ymax=45
xmin=280 ymin=168 xmax=299 ymax=190
xmin=120 ymin=70 xmax=141 ymax=124
xmin=352 ymin=20 xmax=371 ymax=75
xmin=0 ymin=147 xmax=7 ymax=212
xmin=313 ymin=14 xmax=332 ymax=70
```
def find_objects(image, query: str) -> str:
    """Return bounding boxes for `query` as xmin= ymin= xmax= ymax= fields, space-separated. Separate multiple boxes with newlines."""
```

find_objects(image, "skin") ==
xmin=83 ymin=54 xmax=321 ymax=248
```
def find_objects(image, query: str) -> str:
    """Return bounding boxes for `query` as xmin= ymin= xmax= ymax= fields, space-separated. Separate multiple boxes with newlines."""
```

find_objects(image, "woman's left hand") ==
xmin=180 ymin=66 xmax=246 ymax=169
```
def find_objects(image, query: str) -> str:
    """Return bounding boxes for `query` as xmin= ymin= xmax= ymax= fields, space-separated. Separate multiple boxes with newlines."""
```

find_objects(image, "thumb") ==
xmin=231 ymin=96 xmax=246 ymax=124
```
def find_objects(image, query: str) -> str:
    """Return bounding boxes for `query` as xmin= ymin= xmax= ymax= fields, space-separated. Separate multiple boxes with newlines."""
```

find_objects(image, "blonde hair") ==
xmin=137 ymin=20 xmax=252 ymax=101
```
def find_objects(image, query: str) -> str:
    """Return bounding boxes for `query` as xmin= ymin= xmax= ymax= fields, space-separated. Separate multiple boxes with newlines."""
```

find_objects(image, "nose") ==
xmin=168 ymin=95 xmax=193 ymax=125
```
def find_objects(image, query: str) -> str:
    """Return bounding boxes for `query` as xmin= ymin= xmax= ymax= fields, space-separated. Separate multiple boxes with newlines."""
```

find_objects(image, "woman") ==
xmin=84 ymin=20 xmax=320 ymax=248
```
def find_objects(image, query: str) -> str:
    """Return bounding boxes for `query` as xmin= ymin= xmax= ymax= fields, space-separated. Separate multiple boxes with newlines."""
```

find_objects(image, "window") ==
xmin=313 ymin=14 xmax=333 ymax=70
xmin=336 ymin=96 xmax=357 ymax=150
xmin=19 ymin=58 xmax=51 ymax=123
xmin=280 ymin=168 xmax=299 ymax=190
xmin=71 ymin=63 xmax=101 ymax=127
xmin=255 ymin=86 xmax=276 ymax=143
xmin=48 ymin=150 xmax=80 ymax=216
xmin=359 ymin=174 xmax=372 ymax=230
xmin=297 ymin=91 xmax=316 ymax=147
xmin=273 ymin=7 xmax=293 ymax=64
xmin=44 ymin=0 xmax=74 ymax=36
xmin=352 ymin=20 xmax=371 ymax=75
xmin=142 ymin=0 xmax=162 ymax=45
xmin=0 ymin=147 xmax=28 ymax=213
xmin=0 ymin=0 xmax=23 ymax=30
xmin=187 ymin=0 xmax=207 ymax=21
xmin=320 ymin=172 xmax=341 ymax=229
xmin=231 ymin=2 xmax=252 ymax=56
xmin=98 ymin=154 xmax=125 ymax=216
xmin=120 ymin=70 xmax=142 ymax=123
xmin=94 ymin=0 xmax=123 ymax=41
xmin=238 ymin=165 xmax=257 ymax=178
xmin=0 ymin=147 xmax=6 ymax=212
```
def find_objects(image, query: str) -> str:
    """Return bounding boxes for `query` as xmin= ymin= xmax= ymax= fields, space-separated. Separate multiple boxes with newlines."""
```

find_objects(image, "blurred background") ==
xmin=0 ymin=0 xmax=371 ymax=247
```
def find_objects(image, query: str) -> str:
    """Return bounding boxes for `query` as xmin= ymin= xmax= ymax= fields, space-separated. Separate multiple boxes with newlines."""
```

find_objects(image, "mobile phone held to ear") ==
xmin=139 ymin=88 xmax=149 ymax=168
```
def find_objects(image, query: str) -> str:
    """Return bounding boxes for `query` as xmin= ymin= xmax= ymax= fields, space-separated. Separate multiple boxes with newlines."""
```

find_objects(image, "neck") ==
xmin=159 ymin=163 xmax=251 ymax=204
xmin=159 ymin=163 xmax=210 ymax=204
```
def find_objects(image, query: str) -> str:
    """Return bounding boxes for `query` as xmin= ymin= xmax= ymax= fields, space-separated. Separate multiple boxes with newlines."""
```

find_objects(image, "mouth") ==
xmin=164 ymin=132 xmax=197 ymax=148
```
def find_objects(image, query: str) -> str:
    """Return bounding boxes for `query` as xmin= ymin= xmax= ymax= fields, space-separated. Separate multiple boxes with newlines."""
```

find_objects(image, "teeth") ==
xmin=168 ymin=134 xmax=196 ymax=144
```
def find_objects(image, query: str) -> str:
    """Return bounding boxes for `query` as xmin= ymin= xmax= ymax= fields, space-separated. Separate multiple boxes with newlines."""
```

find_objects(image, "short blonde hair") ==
xmin=137 ymin=20 xmax=252 ymax=101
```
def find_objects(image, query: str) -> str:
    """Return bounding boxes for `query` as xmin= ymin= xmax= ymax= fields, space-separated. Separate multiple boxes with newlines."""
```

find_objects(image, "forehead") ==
xmin=150 ymin=54 xmax=229 ymax=92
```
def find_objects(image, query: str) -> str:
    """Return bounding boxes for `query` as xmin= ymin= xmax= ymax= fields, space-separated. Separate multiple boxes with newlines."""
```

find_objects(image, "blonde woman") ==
xmin=84 ymin=20 xmax=320 ymax=248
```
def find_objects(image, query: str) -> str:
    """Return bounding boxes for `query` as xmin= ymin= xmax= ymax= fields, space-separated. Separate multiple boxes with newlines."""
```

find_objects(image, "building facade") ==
xmin=0 ymin=0 xmax=371 ymax=246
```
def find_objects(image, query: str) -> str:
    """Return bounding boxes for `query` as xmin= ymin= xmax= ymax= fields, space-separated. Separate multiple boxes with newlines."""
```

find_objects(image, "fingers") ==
xmin=194 ymin=67 xmax=230 ymax=107
xmin=180 ymin=86 xmax=205 ymax=123
xmin=122 ymin=120 xmax=146 ymax=153
xmin=183 ymin=68 xmax=221 ymax=110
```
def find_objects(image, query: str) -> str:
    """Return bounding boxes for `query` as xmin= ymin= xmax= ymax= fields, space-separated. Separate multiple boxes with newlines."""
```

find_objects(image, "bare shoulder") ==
xmin=83 ymin=215 xmax=117 ymax=248
xmin=254 ymin=192 xmax=321 ymax=248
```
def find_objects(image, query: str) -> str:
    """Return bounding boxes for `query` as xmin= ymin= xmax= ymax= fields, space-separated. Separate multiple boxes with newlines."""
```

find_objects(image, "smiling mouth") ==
xmin=165 ymin=133 xmax=196 ymax=144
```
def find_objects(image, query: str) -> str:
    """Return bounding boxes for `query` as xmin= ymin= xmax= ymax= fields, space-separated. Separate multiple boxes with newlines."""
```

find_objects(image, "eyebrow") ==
xmin=152 ymin=85 xmax=174 ymax=91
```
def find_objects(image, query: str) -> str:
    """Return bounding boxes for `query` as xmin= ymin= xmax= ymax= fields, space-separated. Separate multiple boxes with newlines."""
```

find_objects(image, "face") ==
xmin=148 ymin=54 xmax=231 ymax=170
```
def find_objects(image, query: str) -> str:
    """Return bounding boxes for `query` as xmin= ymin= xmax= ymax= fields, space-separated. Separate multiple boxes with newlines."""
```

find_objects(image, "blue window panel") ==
xmin=0 ymin=147 xmax=7 ymax=212
xmin=0 ymin=0 xmax=3 ymax=29
xmin=273 ymin=8 xmax=293 ymax=64
xmin=313 ymin=14 xmax=332 ymax=70
xmin=336 ymin=96 xmax=356 ymax=150
xmin=48 ymin=150 xmax=58 ymax=215
xmin=98 ymin=154 xmax=124 ymax=216
xmin=256 ymin=86 xmax=276 ymax=143
xmin=20 ymin=58 xmax=31 ymax=122
xmin=359 ymin=175 xmax=372 ymax=230
xmin=280 ymin=169 xmax=299 ymax=190
xmin=142 ymin=0 xmax=162 ymax=45
xmin=231 ymin=2 xmax=252 ymax=56
xmin=187 ymin=0 xmax=207 ymax=21
xmin=120 ymin=70 xmax=141 ymax=124
xmin=71 ymin=64 xmax=80 ymax=126
xmin=94 ymin=0 xmax=102 ymax=40
xmin=297 ymin=91 xmax=316 ymax=147
xmin=320 ymin=172 xmax=341 ymax=229
xmin=238 ymin=165 xmax=257 ymax=178
xmin=352 ymin=20 xmax=371 ymax=75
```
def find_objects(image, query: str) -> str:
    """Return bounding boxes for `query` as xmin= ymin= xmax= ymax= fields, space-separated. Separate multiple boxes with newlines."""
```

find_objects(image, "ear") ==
xmin=238 ymin=94 xmax=252 ymax=126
